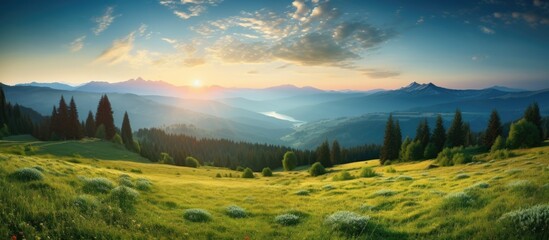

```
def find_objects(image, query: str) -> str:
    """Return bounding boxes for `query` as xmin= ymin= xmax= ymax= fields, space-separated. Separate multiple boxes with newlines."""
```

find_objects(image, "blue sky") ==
xmin=0 ymin=0 xmax=548 ymax=90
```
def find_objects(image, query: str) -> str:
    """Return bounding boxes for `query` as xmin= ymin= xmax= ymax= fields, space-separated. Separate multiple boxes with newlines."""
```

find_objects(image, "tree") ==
xmin=57 ymin=96 xmax=69 ymax=139
xmin=95 ymin=124 xmax=106 ymax=139
xmin=121 ymin=112 xmax=134 ymax=150
xmin=159 ymin=152 xmax=174 ymax=164
xmin=393 ymin=120 xmax=402 ymax=159
xmin=282 ymin=151 xmax=297 ymax=171
xmin=0 ymin=87 xmax=7 ymax=127
xmin=403 ymin=140 xmax=423 ymax=161
xmin=262 ymin=167 xmax=273 ymax=177
xmin=309 ymin=162 xmax=326 ymax=176
xmin=506 ymin=119 xmax=541 ymax=149
xmin=241 ymin=168 xmax=254 ymax=178
xmin=431 ymin=114 xmax=446 ymax=153
xmin=316 ymin=140 xmax=332 ymax=167
xmin=380 ymin=114 xmax=400 ymax=164
xmin=95 ymin=95 xmax=115 ymax=140
xmin=490 ymin=136 xmax=505 ymax=153
xmin=423 ymin=142 xmax=437 ymax=159
xmin=414 ymin=119 xmax=430 ymax=153
xmin=185 ymin=156 xmax=200 ymax=168
xmin=524 ymin=102 xmax=543 ymax=140
xmin=67 ymin=97 xmax=80 ymax=139
xmin=446 ymin=109 xmax=464 ymax=147
xmin=400 ymin=137 xmax=411 ymax=161
xmin=330 ymin=140 xmax=342 ymax=165
xmin=85 ymin=111 xmax=96 ymax=138
xmin=483 ymin=110 xmax=502 ymax=149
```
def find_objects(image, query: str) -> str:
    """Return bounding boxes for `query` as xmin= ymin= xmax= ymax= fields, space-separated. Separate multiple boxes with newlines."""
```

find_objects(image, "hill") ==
xmin=1 ymin=138 xmax=547 ymax=239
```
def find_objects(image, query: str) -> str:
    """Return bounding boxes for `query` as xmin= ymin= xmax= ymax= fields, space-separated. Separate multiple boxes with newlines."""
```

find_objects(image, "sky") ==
xmin=0 ymin=0 xmax=548 ymax=90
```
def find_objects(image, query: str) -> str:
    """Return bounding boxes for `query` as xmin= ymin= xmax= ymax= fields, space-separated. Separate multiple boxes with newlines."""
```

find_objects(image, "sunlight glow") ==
xmin=192 ymin=79 xmax=203 ymax=88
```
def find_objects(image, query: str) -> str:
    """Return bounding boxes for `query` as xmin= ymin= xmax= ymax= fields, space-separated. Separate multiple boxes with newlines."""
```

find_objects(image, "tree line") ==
xmin=0 ymin=87 xmax=34 ymax=137
xmin=380 ymin=103 xmax=546 ymax=165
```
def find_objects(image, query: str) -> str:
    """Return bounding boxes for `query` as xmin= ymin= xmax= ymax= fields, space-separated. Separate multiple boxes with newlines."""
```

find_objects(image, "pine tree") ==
xmin=400 ymin=137 xmax=411 ymax=161
xmin=446 ymin=109 xmax=464 ymax=147
xmin=316 ymin=140 xmax=332 ymax=167
xmin=393 ymin=120 xmax=402 ymax=160
xmin=381 ymin=114 xmax=400 ymax=163
xmin=67 ymin=97 xmax=80 ymax=139
xmin=50 ymin=106 xmax=58 ymax=139
xmin=483 ymin=110 xmax=502 ymax=149
xmin=0 ymin=87 xmax=7 ymax=127
xmin=57 ymin=96 xmax=69 ymax=139
xmin=85 ymin=111 xmax=96 ymax=138
xmin=121 ymin=111 xmax=134 ymax=150
xmin=524 ymin=102 xmax=543 ymax=140
xmin=414 ymin=119 xmax=430 ymax=154
xmin=330 ymin=140 xmax=342 ymax=165
xmin=95 ymin=95 xmax=115 ymax=140
xmin=431 ymin=114 xmax=446 ymax=153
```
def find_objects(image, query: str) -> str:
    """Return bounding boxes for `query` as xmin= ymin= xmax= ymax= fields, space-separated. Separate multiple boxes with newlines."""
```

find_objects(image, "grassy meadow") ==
xmin=1 ymin=136 xmax=548 ymax=239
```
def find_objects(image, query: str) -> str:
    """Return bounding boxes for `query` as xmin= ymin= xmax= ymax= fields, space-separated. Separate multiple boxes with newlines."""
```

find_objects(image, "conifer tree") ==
xmin=0 ymin=87 xmax=7 ymax=127
xmin=67 ymin=97 xmax=80 ymax=139
xmin=414 ymin=119 xmax=430 ymax=154
xmin=330 ymin=140 xmax=342 ymax=165
xmin=85 ymin=111 xmax=95 ymax=138
xmin=316 ymin=140 xmax=332 ymax=167
xmin=483 ymin=110 xmax=502 ymax=149
xmin=95 ymin=95 xmax=115 ymax=140
xmin=57 ymin=96 xmax=69 ymax=139
xmin=381 ymin=114 xmax=400 ymax=163
xmin=121 ymin=111 xmax=134 ymax=150
xmin=524 ymin=102 xmax=543 ymax=140
xmin=446 ymin=109 xmax=464 ymax=147
xmin=393 ymin=120 xmax=402 ymax=160
xmin=431 ymin=114 xmax=446 ymax=153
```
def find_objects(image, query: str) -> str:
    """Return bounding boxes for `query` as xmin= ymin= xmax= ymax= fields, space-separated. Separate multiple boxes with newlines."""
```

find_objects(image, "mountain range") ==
xmin=5 ymin=79 xmax=548 ymax=149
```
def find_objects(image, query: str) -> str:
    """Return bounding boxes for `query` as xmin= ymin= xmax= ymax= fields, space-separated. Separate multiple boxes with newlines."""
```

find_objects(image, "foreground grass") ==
xmin=0 ymin=138 xmax=548 ymax=239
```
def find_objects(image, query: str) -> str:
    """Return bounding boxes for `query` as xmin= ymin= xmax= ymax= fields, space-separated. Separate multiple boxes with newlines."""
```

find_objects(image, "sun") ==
xmin=192 ymin=79 xmax=203 ymax=88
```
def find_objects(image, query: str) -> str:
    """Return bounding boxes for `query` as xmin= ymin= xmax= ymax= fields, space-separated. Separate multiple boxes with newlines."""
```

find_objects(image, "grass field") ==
xmin=1 ymin=136 xmax=548 ymax=239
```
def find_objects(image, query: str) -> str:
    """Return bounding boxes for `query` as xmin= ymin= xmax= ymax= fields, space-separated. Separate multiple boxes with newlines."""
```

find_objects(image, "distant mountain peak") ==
xmin=401 ymin=82 xmax=441 ymax=92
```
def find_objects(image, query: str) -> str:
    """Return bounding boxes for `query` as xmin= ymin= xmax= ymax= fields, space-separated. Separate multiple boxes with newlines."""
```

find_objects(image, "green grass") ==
xmin=1 ymin=138 xmax=548 ymax=239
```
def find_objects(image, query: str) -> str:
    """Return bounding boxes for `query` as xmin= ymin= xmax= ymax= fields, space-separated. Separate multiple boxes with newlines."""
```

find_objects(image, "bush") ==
xmin=490 ymin=136 xmax=506 ymax=153
xmin=396 ymin=175 xmax=413 ymax=181
xmin=135 ymin=178 xmax=152 ymax=191
xmin=323 ymin=185 xmax=335 ymax=191
xmin=436 ymin=147 xmax=472 ymax=166
xmin=10 ymin=167 xmax=44 ymax=182
xmin=235 ymin=166 xmax=245 ymax=172
xmin=159 ymin=152 xmax=174 ymax=165
xmin=118 ymin=175 xmax=135 ymax=187
xmin=507 ymin=119 xmax=541 ymax=149
xmin=282 ymin=151 xmax=297 ymax=171
xmin=241 ymin=168 xmax=254 ymax=178
xmin=295 ymin=190 xmax=310 ymax=196
xmin=498 ymin=204 xmax=549 ymax=237
xmin=225 ymin=205 xmax=247 ymax=218
xmin=403 ymin=140 xmax=423 ymax=161
xmin=454 ymin=174 xmax=470 ymax=180
xmin=82 ymin=177 xmax=115 ymax=194
xmin=491 ymin=149 xmax=513 ymax=160
xmin=333 ymin=170 xmax=354 ymax=181
xmin=274 ymin=213 xmax=300 ymax=226
xmin=183 ymin=209 xmax=212 ymax=222
xmin=385 ymin=166 xmax=397 ymax=173
xmin=309 ymin=162 xmax=326 ymax=176
xmin=74 ymin=194 xmax=99 ymax=214
xmin=109 ymin=186 xmax=139 ymax=212
xmin=32 ymin=165 xmax=45 ymax=172
xmin=423 ymin=142 xmax=438 ymax=159
xmin=324 ymin=211 xmax=370 ymax=236
xmin=262 ymin=167 xmax=273 ymax=177
xmin=360 ymin=167 xmax=378 ymax=178
xmin=215 ymin=173 xmax=222 ymax=178
xmin=442 ymin=192 xmax=474 ymax=209
xmin=112 ymin=133 xmax=123 ymax=145
xmin=185 ymin=157 xmax=200 ymax=168
xmin=373 ymin=189 xmax=397 ymax=197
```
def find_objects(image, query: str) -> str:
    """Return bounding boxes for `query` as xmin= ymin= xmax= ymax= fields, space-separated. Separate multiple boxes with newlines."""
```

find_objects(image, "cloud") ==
xmin=183 ymin=58 xmax=206 ymax=67
xmin=138 ymin=24 xmax=148 ymax=36
xmin=471 ymin=55 xmax=489 ymax=61
xmin=274 ymin=33 xmax=359 ymax=65
xmin=479 ymin=25 xmax=495 ymax=34
xmin=70 ymin=35 xmax=86 ymax=52
xmin=360 ymin=69 xmax=400 ymax=79
xmin=209 ymin=36 xmax=273 ymax=63
xmin=291 ymin=0 xmax=310 ymax=21
xmin=160 ymin=0 xmax=222 ymax=20
xmin=162 ymin=38 xmax=177 ymax=44
xmin=93 ymin=6 xmax=117 ymax=35
xmin=94 ymin=32 xmax=135 ymax=65
xmin=416 ymin=16 xmax=425 ymax=25
xmin=247 ymin=70 xmax=259 ymax=74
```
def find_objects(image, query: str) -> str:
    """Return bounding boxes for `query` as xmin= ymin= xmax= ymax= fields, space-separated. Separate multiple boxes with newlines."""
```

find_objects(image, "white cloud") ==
xmin=416 ymin=16 xmax=425 ymax=24
xmin=93 ymin=6 xmax=117 ymax=35
xmin=138 ymin=24 xmax=148 ymax=36
xmin=162 ymin=38 xmax=177 ymax=44
xmin=94 ymin=32 xmax=135 ymax=65
xmin=291 ymin=0 xmax=310 ymax=21
xmin=479 ymin=25 xmax=495 ymax=34
xmin=160 ymin=0 xmax=221 ymax=20
xmin=70 ymin=35 xmax=86 ymax=52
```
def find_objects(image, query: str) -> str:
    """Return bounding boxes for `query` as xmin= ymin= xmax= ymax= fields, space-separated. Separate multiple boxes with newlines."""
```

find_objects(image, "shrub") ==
xmin=403 ymin=140 xmax=423 ymax=161
xmin=491 ymin=149 xmax=513 ymax=160
xmin=507 ymin=119 xmax=541 ymax=149
xmin=423 ymin=142 xmax=438 ymax=159
xmin=118 ymin=175 xmax=135 ymax=187
xmin=241 ymin=168 xmax=254 ymax=178
xmin=282 ymin=151 xmax=297 ymax=171
xmin=185 ymin=156 xmax=200 ymax=168
xmin=10 ymin=167 xmax=44 ymax=182
xmin=32 ymin=165 xmax=45 ymax=172
xmin=490 ymin=136 xmax=506 ymax=153
xmin=436 ymin=147 xmax=472 ymax=166
xmin=274 ymin=213 xmax=300 ymax=226
xmin=112 ymin=133 xmax=123 ymax=145
xmin=385 ymin=166 xmax=397 ymax=173
xmin=309 ymin=162 xmax=326 ymax=176
xmin=360 ymin=167 xmax=378 ymax=178
xmin=454 ymin=174 xmax=470 ymax=180
xmin=183 ymin=209 xmax=212 ymax=222
xmin=110 ymin=186 xmax=139 ymax=212
xmin=333 ymin=170 xmax=354 ymax=181
xmin=295 ymin=190 xmax=310 ymax=196
xmin=159 ymin=152 xmax=174 ymax=165
xmin=215 ymin=173 xmax=222 ymax=178
xmin=323 ymin=185 xmax=335 ymax=190
xmin=83 ymin=177 xmax=115 ymax=194
xmin=324 ymin=211 xmax=370 ymax=236
xmin=396 ymin=175 xmax=413 ymax=181
xmin=498 ymin=204 xmax=549 ymax=237
xmin=135 ymin=178 xmax=152 ymax=191
xmin=74 ymin=194 xmax=99 ymax=213
xmin=225 ymin=205 xmax=247 ymax=218
xmin=262 ymin=167 xmax=273 ymax=177
xmin=130 ymin=168 xmax=142 ymax=174
xmin=442 ymin=192 xmax=474 ymax=209
xmin=235 ymin=166 xmax=245 ymax=172
xmin=373 ymin=189 xmax=397 ymax=197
